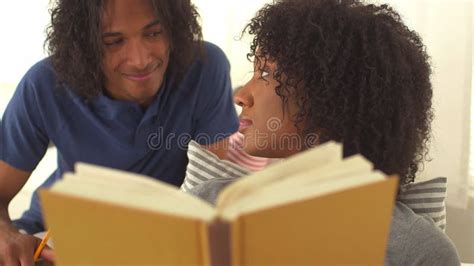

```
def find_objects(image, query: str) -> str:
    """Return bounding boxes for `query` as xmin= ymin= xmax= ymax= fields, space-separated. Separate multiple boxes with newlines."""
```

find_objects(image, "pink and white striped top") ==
xmin=226 ymin=132 xmax=275 ymax=172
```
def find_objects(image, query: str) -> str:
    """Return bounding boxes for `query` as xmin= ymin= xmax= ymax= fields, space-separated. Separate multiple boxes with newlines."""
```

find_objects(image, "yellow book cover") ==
xmin=40 ymin=141 xmax=398 ymax=266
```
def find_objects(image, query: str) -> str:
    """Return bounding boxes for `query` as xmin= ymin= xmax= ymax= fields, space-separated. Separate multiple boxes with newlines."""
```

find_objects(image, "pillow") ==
xmin=181 ymin=140 xmax=447 ymax=231
xmin=180 ymin=140 xmax=249 ymax=192
xmin=399 ymin=177 xmax=447 ymax=231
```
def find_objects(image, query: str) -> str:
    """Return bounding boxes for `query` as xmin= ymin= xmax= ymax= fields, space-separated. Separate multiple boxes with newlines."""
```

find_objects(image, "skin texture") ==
xmin=46 ymin=0 xmax=202 ymax=100
xmin=235 ymin=58 xmax=306 ymax=158
xmin=101 ymin=0 xmax=171 ymax=108
xmin=0 ymin=161 xmax=54 ymax=265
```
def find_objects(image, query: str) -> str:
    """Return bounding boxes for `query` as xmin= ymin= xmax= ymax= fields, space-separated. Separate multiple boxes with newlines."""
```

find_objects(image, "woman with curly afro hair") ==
xmin=188 ymin=0 xmax=460 ymax=264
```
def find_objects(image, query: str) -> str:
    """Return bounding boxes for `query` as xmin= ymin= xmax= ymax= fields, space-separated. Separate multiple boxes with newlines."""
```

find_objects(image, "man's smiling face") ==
xmin=101 ymin=0 xmax=171 ymax=108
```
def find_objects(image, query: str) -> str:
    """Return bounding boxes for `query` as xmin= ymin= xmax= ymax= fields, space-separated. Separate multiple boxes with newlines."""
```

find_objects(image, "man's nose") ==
xmin=126 ymin=39 xmax=152 ymax=70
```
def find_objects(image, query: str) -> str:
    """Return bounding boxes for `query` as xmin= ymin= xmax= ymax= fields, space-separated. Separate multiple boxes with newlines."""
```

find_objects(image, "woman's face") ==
xmin=234 ymin=57 xmax=309 ymax=158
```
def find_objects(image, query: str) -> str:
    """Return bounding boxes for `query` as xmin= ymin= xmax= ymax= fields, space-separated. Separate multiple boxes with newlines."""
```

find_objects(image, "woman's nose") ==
xmin=234 ymin=83 xmax=253 ymax=108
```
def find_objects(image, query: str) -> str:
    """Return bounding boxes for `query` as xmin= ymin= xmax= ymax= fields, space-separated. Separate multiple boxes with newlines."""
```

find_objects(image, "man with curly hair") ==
xmin=189 ymin=0 xmax=461 ymax=264
xmin=0 ymin=0 xmax=238 ymax=263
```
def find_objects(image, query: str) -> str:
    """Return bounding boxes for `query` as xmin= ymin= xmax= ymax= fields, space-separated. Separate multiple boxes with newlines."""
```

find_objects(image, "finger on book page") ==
xmin=40 ymin=246 xmax=55 ymax=262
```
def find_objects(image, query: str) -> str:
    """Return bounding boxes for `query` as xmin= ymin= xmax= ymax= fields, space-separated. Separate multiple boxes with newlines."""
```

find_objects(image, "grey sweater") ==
xmin=189 ymin=178 xmax=461 ymax=266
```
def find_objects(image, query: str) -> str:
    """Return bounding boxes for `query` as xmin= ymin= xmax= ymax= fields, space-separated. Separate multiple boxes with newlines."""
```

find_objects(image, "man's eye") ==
xmin=147 ymin=31 xmax=162 ymax=37
xmin=104 ymin=39 xmax=123 ymax=46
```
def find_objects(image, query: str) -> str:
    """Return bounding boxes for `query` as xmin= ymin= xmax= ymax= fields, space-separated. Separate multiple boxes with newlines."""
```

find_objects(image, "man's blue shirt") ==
xmin=0 ymin=42 xmax=239 ymax=233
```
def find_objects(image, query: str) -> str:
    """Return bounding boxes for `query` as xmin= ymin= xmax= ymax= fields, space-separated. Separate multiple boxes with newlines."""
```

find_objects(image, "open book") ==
xmin=40 ymin=141 xmax=398 ymax=265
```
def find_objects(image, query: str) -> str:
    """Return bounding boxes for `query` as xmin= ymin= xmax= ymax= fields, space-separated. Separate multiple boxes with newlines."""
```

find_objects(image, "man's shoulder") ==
xmin=199 ymin=41 xmax=230 ymax=69
xmin=20 ymin=57 xmax=63 ymax=94
xmin=24 ymin=57 xmax=56 ymax=81
xmin=179 ymin=41 xmax=230 ymax=94
xmin=202 ymin=41 xmax=226 ymax=58
xmin=16 ymin=57 xmax=78 ymax=105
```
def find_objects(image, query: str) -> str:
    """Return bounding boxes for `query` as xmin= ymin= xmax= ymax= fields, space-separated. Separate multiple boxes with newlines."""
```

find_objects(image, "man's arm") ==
xmin=0 ymin=160 xmax=30 ymax=222
xmin=0 ymin=160 xmax=49 ymax=265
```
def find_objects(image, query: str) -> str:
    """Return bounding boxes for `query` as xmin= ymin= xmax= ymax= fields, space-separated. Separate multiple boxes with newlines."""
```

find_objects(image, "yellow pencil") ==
xmin=33 ymin=230 xmax=50 ymax=261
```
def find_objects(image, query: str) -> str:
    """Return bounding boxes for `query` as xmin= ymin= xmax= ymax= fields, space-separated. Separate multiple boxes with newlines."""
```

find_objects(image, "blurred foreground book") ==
xmin=40 ymin=141 xmax=398 ymax=265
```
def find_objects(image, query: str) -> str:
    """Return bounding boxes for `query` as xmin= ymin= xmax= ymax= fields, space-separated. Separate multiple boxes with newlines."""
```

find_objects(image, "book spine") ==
xmin=208 ymin=219 xmax=231 ymax=266
xmin=230 ymin=219 xmax=242 ymax=266
xmin=199 ymin=221 xmax=212 ymax=266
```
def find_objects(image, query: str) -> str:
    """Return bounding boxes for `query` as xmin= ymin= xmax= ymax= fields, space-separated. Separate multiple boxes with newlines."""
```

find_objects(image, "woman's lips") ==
xmin=239 ymin=118 xmax=253 ymax=131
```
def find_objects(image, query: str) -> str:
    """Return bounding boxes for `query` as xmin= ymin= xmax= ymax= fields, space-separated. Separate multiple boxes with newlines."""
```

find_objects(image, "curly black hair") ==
xmin=244 ymin=0 xmax=433 ymax=184
xmin=45 ymin=0 xmax=202 ymax=99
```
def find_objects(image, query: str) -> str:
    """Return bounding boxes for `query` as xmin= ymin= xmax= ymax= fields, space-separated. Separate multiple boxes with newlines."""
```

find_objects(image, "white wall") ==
xmin=193 ymin=0 xmax=272 ymax=87
xmin=0 ymin=0 xmax=50 ymax=116
xmin=387 ymin=1 xmax=473 ymax=208
xmin=0 ymin=0 xmax=53 ymax=219
xmin=0 ymin=1 xmax=50 ymax=85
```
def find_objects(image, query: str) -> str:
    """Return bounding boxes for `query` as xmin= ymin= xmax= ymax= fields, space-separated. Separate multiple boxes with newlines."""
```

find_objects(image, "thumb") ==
xmin=40 ymin=246 xmax=55 ymax=262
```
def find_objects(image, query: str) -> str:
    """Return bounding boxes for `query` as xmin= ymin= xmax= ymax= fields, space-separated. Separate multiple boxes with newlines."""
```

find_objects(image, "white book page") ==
xmin=216 ymin=141 xmax=343 ymax=209
xmin=218 ymin=155 xmax=371 ymax=217
xmin=50 ymin=167 xmax=216 ymax=221
xmin=221 ymin=171 xmax=385 ymax=220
